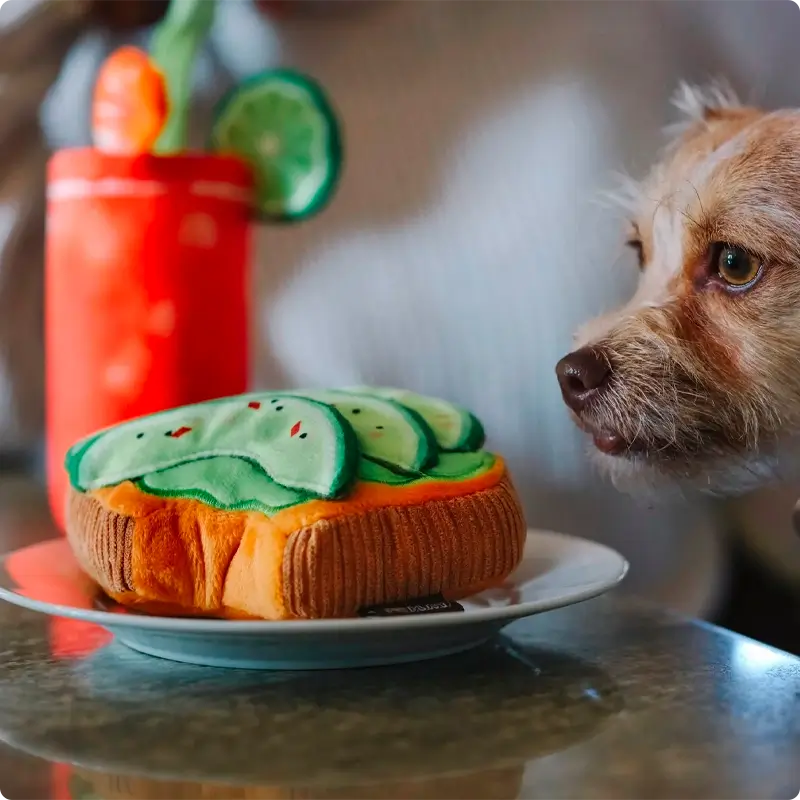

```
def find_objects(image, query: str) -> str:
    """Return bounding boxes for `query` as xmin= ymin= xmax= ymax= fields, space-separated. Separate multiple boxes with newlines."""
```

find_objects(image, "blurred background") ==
xmin=1 ymin=0 xmax=799 ymax=652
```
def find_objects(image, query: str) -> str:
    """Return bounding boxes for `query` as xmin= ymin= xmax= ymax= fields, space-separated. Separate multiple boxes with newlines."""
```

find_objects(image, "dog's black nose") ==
xmin=556 ymin=347 xmax=611 ymax=412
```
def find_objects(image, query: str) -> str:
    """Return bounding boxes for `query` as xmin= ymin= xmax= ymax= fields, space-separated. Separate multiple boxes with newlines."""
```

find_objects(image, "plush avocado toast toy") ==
xmin=64 ymin=388 xmax=526 ymax=620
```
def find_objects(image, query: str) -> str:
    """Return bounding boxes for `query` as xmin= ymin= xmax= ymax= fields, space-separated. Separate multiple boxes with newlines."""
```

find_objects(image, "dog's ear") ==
xmin=670 ymin=80 xmax=742 ymax=125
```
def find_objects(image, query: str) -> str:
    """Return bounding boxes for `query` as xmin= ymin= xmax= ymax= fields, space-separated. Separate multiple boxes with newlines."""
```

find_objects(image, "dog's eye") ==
xmin=714 ymin=243 xmax=762 ymax=288
xmin=626 ymin=239 xmax=645 ymax=269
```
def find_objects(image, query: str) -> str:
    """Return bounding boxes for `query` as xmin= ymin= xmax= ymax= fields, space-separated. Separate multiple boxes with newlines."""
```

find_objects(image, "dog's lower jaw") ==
xmin=586 ymin=434 xmax=791 ymax=500
xmin=567 ymin=409 xmax=646 ymax=457
xmin=586 ymin=446 xmax=682 ymax=501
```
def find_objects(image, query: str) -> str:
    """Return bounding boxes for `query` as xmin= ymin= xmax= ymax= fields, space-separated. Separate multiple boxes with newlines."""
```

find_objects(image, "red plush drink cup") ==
xmin=45 ymin=149 xmax=254 ymax=530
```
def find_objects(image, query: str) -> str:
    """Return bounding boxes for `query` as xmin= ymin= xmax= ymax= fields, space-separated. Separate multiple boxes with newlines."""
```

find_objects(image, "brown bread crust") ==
xmin=66 ymin=475 xmax=526 ymax=620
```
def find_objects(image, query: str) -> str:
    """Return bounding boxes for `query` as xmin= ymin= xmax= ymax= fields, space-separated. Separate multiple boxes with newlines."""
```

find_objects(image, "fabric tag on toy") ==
xmin=358 ymin=593 xmax=464 ymax=617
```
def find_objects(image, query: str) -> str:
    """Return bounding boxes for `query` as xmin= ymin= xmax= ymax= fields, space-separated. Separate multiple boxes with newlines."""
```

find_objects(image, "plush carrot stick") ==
xmin=92 ymin=46 xmax=168 ymax=154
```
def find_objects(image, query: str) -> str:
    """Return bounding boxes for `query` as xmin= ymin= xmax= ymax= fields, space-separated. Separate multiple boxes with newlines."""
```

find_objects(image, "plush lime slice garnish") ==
xmin=210 ymin=70 xmax=342 ymax=221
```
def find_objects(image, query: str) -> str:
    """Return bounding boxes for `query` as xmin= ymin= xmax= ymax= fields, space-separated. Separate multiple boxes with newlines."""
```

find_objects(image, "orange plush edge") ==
xmin=65 ymin=458 xmax=527 ymax=620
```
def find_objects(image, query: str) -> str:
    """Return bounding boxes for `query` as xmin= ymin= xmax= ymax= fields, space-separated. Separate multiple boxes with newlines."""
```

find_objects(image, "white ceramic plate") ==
xmin=0 ymin=530 xmax=627 ymax=670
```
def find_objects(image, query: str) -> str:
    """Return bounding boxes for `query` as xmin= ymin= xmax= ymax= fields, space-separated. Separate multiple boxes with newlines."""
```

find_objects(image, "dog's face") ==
xmin=557 ymin=84 xmax=800 ymax=494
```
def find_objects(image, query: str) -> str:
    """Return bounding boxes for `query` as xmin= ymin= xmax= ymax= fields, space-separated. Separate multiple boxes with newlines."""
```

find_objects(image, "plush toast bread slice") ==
xmin=66 ymin=459 xmax=526 ymax=620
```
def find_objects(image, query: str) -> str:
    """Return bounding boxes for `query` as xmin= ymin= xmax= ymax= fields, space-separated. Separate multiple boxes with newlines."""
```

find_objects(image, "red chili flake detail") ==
xmin=248 ymin=401 xmax=261 ymax=410
xmin=170 ymin=426 xmax=192 ymax=438
xmin=290 ymin=421 xmax=301 ymax=437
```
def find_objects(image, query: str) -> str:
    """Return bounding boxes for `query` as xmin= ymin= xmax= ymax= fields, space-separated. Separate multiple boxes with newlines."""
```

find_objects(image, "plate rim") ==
xmin=0 ymin=529 xmax=628 ymax=633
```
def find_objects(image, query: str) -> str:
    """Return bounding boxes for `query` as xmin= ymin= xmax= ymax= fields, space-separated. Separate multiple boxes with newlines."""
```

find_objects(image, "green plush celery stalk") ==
xmin=150 ymin=0 xmax=216 ymax=153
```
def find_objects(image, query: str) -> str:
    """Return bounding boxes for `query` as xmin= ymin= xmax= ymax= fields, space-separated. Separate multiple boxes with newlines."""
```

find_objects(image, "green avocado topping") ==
xmin=65 ymin=388 xmax=496 ymax=517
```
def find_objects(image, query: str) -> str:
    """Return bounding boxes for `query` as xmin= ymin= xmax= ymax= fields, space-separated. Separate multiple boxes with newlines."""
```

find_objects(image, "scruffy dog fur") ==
xmin=557 ymin=83 xmax=800 ymax=496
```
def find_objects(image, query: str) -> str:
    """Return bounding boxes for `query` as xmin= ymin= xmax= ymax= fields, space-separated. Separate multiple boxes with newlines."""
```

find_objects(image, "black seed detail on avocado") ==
xmin=165 ymin=431 xmax=173 ymax=437
xmin=352 ymin=408 xmax=361 ymax=414
xmin=136 ymin=433 xmax=144 ymax=439
xmin=271 ymin=398 xmax=279 ymax=404
xmin=299 ymin=432 xmax=308 ymax=439
xmin=376 ymin=425 xmax=384 ymax=430
xmin=276 ymin=405 xmax=284 ymax=411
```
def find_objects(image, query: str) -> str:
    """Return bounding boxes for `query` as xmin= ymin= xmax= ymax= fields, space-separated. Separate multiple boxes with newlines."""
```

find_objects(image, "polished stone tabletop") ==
xmin=0 ymin=475 xmax=797 ymax=800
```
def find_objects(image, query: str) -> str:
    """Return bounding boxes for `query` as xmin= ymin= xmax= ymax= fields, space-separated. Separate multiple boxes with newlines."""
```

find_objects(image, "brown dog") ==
xmin=557 ymin=83 xmax=800 ymax=496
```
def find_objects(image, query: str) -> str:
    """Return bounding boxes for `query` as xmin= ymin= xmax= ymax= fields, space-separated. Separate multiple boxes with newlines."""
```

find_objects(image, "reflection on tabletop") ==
xmin=0 ymin=626 xmax=619 ymax=799
xmin=62 ymin=763 xmax=525 ymax=800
